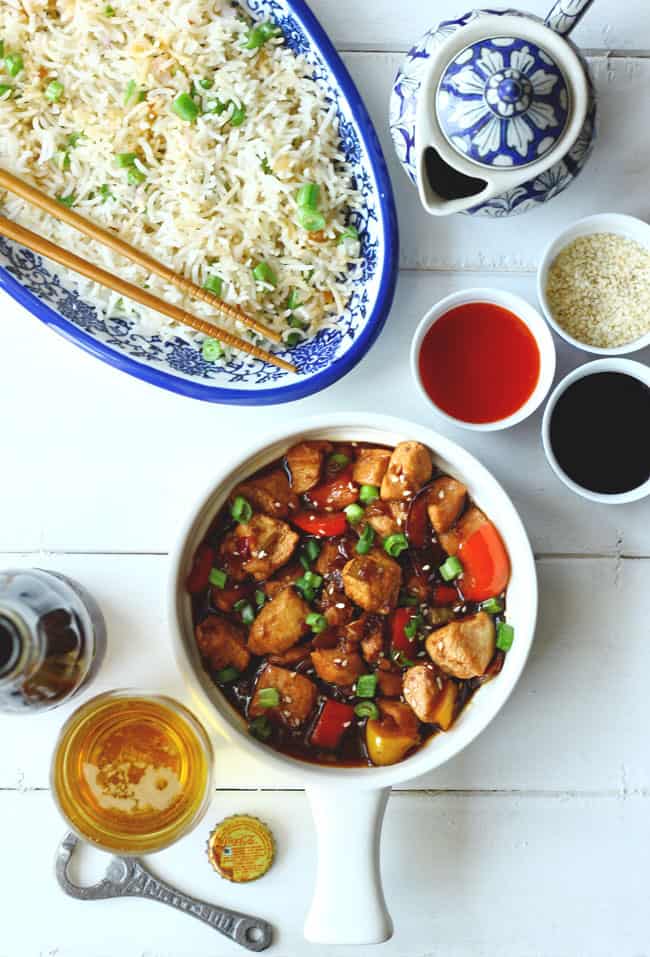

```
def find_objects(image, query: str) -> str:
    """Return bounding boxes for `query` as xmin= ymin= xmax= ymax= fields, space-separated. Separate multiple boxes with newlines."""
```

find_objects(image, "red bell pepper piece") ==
xmin=458 ymin=520 xmax=510 ymax=602
xmin=305 ymin=466 xmax=359 ymax=511
xmin=432 ymin=584 xmax=458 ymax=606
xmin=391 ymin=607 xmax=419 ymax=655
xmin=311 ymin=699 xmax=355 ymax=750
xmin=186 ymin=543 xmax=215 ymax=594
xmin=292 ymin=510 xmax=347 ymax=538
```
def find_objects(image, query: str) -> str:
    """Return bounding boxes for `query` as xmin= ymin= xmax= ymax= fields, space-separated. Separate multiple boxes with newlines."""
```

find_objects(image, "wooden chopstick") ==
xmin=0 ymin=215 xmax=296 ymax=373
xmin=0 ymin=167 xmax=282 ymax=344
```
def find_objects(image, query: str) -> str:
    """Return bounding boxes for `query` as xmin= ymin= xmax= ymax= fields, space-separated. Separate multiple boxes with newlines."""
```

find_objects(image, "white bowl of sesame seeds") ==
xmin=537 ymin=213 xmax=650 ymax=355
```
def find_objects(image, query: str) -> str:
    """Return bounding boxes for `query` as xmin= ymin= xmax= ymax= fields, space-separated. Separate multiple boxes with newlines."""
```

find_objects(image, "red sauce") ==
xmin=418 ymin=302 xmax=541 ymax=424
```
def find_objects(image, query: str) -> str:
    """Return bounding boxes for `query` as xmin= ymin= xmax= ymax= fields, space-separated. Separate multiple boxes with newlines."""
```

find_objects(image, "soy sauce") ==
xmin=549 ymin=372 xmax=650 ymax=494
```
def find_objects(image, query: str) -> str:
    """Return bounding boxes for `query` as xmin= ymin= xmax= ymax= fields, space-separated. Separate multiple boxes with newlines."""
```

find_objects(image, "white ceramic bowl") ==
xmin=169 ymin=413 xmax=538 ymax=944
xmin=537 ymin=213 xmax=650 ymax=356
xmin=542 ymin=358 xmax=650 ymax=504
xmin=410 ymin=288 xmax=556 ymax=431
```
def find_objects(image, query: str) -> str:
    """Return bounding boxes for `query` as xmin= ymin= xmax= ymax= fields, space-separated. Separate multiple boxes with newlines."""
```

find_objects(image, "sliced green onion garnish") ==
xmin=496 ymin=621 xmax=515 ymax=651
xmin=439 ymin=555 xmax=463 ymax=582
xmin=297 ymin=208 xmax=326 ymax=232
xmin=127 ymin=167 xmax=146 ymax=186
xmin=286 ymin=289 xmax=302 ymax=311
xmin=404 ymin=613 xmax=423 ymax=640
xmin=98 ymin=184 xmax=114 ymax=202
xmin=259 ymin=155 xmax=272 ymax=174
xmin=229 ymin=103 xmax=246 ymax=126
xmin=56 ymin=193 xmax=76 ymax=208
xmin=300 ymin=539 xmax=321 ymax=564
xmin=258 ymin=21 xmax=282 ymax=41
xmin=204 ymin=275 xmax=223 ymax=297
xmin=104 ymin=4 xmax=116 ymax=14
xmin=215 ymin=666 xmax=239 ymax=684
xmin=354 ymin=701 xmax=379 ymax=720
xmin=258 ymin=687 xmax=280 ymax=709
xmin=356 ymin=674 xmax=377 ymax=699
xmin=359 ymin=484 xmax=379 ymax=504
xmin=172 ymin=91 xmax=199 ymax=123
xmin=289 ymin=314 xmax=308 ymax=331
xmin=5 ymin=53 xmax=23 ymax=77
xmin=345 ymin=503 xmax=364 ymax=525
xmin=255 ymin=589 xmax=266 ymax=608
xmin=115 ymin=152 xmax=136 ymax=167
xmin=202 ymin=337 xmax=224 ymax=362
xmin=286 ymin=331 xmax=303 ymax=347
xmin=338 ymin=225 xmax=359 ymax=244
xmin=384 ymin=533 xmax=408 ymax=558
xmin=208 ymin=567 xmax=227 ymax=589
xmin=306 ymin=612 xmax=328 ymax=634
xmin=356 ymin=524 xmax=375 ymax=555
xmin=206 ymin=98 xmax=226 ymax=114
xmin=296 ymin=183 xmax=320 ymax=209
xmin=398 ymin=590 xmax=420 ymax=607
xmin=328 ymin=452 xmax=349 ymax=471
xmin=45 ymin=80 xmax=63 ymax=102
xmin=53 ymin=150 xmax=70 ymax=171
xmin=481 ymin=597 xmax=504 ymax=615
xmin=199 ymin=77 xmax=213 ymax=89
xmin=249 ymin=715 xmax=272 ymax=741
xmin=235 ymin=600 xmax=255 ymax=626
xmin=124 ymin=79 xmax=145 ymax=106
xmin=391 ymin=650 xmax=415 ymax=668
xmin=0 ymin=84 xmax=12 ymax=98
xmin=252 ymin=261 xmax=277 ymax=286
xmin=231 ymin=495 xmax=253 ymax=524
xmin=67 ymin=131 xmax=83 ymax=147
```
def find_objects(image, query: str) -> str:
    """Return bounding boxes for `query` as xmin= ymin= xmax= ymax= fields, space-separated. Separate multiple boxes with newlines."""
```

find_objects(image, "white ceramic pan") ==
xmin=169 ymin=414 xmax=538 ymax=945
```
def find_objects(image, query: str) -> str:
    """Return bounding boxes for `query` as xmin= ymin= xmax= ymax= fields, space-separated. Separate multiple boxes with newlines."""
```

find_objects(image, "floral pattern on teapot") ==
xmin=389 ymin=8 xmax=597 ymax=217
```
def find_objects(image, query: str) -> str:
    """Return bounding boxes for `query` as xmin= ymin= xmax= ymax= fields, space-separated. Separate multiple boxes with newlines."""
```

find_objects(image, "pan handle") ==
xmin=304 ymin=785 xmax=393 ymax=945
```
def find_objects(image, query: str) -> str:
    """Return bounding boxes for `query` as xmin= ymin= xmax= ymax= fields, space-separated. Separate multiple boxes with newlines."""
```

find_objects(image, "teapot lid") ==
xmin=436 ymin=36 xmax=570 ymax=169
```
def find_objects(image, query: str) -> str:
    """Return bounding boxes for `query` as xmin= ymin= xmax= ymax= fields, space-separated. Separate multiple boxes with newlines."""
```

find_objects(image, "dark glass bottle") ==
xmin=0 ymin=569 xmax=106 ymax=713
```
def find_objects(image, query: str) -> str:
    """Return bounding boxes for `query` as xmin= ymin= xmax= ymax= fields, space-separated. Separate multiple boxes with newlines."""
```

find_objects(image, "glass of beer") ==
xmin=51 ymin=690 xmax=214 ymax=854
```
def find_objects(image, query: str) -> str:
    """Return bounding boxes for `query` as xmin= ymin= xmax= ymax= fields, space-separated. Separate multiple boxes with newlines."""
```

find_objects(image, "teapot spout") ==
xmin=544 ymin=0 xmax=596 ymax=35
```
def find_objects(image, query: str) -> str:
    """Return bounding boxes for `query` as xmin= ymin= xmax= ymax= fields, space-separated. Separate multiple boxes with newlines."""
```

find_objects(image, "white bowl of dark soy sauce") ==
xmin=542 ymin=359 xmax=650 ymax=504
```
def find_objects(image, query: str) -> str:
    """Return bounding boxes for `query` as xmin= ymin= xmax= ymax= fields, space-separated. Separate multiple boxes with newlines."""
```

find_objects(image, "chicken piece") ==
xmin=352 ymin=447 xmax=391 ymax=486
xmin=427 ymin=477 xmax=467 ymax=536
xmin=439 ymin=506 xmax=487 ymax=556
xmin=341 ymin=549 xmax=402 ymax=615
xmin=361 ymin=621 xmax=386 ymax=664
xmin=343 ymin=613 xmax=386 ymax=662
xmin=405 ymin=573 xmax=430 ymax=603
xmin=314 ymin=539 xmax=349 ymax=578
xmin=268 ymin=643 xmax=312 ymax=667
xmin=425 ymin=612 xmax=495 ymax=679
xmin=402 ymin=664 xmax=445 ymax=723
xmin=322 ymin=592 xmax=354 ymax=628
xmin=264 ymin=562 xmax=303 ymax=599
xmin=234 ymin=469 xmax=296 ymax=519
xmin=365 ymin=500 xmax=408 ymax=539
xmin=380 ymin=441 xmax=433 ymax=501
xmin=195 ymin=615 xmax=250 ymax=673
xmin=378 ymin=698 xmax=420 ymax=738
xmin=310 ymin=648 xmax=366 ymax=686
xmin=217 ymin=528 xmax=251 ymax=583
xmin=248 ymin=586 xmax=310 ymax=655
xmin=376 ymin=661 xmax=403 ymax=697
xmin=285 ymin=441 xmax=330 ymax=494
xmin=248 ymin=664 xmax=317 ymax=728
xmin=237 ymin=513 xmax=299 ymax=581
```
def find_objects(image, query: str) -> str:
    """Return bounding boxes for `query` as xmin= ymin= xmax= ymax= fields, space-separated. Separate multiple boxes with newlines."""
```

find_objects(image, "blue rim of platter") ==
xmin=0 ymin=0 xmax=399 ymax=406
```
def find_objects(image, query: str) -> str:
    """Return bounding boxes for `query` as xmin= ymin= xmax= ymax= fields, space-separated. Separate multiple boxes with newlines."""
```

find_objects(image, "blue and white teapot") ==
xmin=390 ymin=1 xmax=597 ymax=217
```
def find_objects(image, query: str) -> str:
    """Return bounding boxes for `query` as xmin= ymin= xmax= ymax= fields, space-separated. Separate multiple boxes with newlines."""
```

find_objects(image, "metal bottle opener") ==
xmin=55 ymin=832 xmax=273 ymax=952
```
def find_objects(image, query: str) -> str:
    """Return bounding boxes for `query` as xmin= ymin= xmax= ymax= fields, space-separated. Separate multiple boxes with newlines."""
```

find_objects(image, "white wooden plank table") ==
xmin=2 ymin=2 xmax=650 ymax=955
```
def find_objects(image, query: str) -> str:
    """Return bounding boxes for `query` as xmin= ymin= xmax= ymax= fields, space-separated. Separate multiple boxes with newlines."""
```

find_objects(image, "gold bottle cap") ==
xmin=206 ymin=815 xmax=275 ymax=883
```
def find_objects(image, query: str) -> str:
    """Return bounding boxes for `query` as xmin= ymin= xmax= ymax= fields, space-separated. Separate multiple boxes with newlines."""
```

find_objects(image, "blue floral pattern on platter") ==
xmin=437 ymin=37 xmax=569 ymax=168
xmin=0 ymin=0 xmax=398 ymax=405
xmin=389 ymin=7 xmax=596 ymax=217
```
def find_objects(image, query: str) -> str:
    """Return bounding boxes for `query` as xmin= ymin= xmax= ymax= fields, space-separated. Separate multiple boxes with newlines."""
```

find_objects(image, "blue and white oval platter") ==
xmin=0 ymin=0 xmax=399 ymax=405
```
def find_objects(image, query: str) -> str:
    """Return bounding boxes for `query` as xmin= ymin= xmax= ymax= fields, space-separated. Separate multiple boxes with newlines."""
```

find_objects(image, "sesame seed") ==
xmin=436 ymin=676 xmax=443 ymax=690
xmin=343 ymin=720 xmax=352 ymax=728
xmin=438 ymin=490 xmax=445 ymax=499
xmin=437 ymin=640 xmax=443 ymax=651
xmin=335 ymin=602 xmax=346 ymax=609
xmin=422 ymin=564 xmax=431 ymax=571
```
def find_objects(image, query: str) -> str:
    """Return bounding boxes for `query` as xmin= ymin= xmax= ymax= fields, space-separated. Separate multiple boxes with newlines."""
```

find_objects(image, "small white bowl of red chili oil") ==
xmin=411 ymin=288 xmax=556 ymax=431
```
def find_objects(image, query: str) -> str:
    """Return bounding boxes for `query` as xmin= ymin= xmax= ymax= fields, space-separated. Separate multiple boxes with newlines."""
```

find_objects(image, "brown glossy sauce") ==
xmin=190 ymin=442 xmax=509 ymax=768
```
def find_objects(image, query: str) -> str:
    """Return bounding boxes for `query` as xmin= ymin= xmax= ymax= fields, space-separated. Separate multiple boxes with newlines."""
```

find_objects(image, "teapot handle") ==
xmin=545 ymin=0 xmax=596 ymax=35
